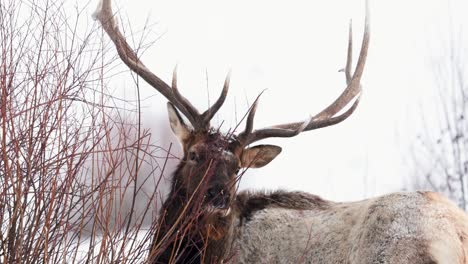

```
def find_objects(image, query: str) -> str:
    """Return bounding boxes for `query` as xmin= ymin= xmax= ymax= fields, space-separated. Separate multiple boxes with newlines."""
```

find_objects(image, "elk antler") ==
xmin=93 ymin=0 xmax=229 ymax=131
xmin=238 ymin=3 xmax=370 ymax=146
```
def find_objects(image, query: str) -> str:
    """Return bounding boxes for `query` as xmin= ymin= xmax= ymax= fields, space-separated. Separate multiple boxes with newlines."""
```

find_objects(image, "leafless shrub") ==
xmin=0 ymin=0 xmax=167 ymax=262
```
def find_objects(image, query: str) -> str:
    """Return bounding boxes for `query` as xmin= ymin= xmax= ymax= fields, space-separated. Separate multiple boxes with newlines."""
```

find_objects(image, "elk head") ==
xmin=93 ymin=0 xmax=369 ymax=227
xmin=166 ymin=98 xmax=282 ymax=217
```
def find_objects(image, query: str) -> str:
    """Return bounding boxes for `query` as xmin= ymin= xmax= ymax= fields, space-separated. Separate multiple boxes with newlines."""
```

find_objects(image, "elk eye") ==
xmin=235 ymin=168 xmax=240 ymax=174
xmin=188 ymin=151 xmax=198 ymax=162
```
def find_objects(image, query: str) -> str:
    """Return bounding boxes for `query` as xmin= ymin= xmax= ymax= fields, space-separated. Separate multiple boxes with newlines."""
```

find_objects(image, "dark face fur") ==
xmin=176 ymin=132 xmax=240 ymax=212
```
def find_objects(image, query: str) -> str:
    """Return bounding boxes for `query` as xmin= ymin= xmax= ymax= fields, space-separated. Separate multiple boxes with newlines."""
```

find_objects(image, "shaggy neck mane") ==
xmin=150 ymin=168 xmax=205 ymax=264
xmin=150 ymin=132 xmax=233 ymax=264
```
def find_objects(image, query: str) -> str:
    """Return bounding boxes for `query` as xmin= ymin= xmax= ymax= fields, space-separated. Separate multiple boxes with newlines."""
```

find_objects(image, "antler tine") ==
xmin=171 ymin=66 xmax=202 ymax=125
xmin=243 ymin=2 xmax=370 ymax=145
xmin=93 ymin=0 xmax=201 ymax=127
xmin=314 ymin=12 xmax=368 ymax=120
xmin=202 ymin=72 xmax=231 ymax=125
xmin=237 ymin=93 xmax=261 ymax=144
xmin=344 ymin=21 xmax=353 ymax=85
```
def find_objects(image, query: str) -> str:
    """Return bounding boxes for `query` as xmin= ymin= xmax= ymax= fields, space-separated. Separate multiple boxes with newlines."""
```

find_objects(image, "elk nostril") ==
xmin=207 ymin=187 xmax=230 ymax=208
xmin=207 ymin=188 xmax=217 ymax=199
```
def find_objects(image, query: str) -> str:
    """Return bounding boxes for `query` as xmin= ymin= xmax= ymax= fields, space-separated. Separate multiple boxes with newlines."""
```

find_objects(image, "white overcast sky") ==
xmin=88 ymin=0 xmax=467 ymax=202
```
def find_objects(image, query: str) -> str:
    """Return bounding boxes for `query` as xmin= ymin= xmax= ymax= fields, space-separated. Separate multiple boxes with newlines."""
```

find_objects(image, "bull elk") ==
xmin=93 ymin=0 xmax=468 ymax=263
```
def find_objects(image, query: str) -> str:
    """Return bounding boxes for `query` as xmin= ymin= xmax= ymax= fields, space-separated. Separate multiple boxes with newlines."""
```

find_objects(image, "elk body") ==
xmin=93 ymin=1 xmax=468 ymax=263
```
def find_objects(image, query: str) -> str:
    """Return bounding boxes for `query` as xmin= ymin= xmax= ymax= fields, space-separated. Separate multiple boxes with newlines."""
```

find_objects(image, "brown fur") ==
xmin=149 ymin=130 xmax=239 ymax=263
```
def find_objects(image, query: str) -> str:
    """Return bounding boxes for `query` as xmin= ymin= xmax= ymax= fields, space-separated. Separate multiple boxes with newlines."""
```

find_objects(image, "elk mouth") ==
xmin=203 ymin=186 xmax=231 ymax=217
xmin=205 ymin=205 xmax=232 ymax=217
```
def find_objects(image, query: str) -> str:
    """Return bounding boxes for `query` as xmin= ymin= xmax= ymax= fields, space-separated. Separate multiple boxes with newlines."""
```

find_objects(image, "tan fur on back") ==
xmin=231 ymin=192 xmax=468 ymax=264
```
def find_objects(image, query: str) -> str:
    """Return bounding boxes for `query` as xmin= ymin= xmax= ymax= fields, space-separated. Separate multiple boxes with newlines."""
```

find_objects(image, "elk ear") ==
xmin=167 ymin=102 xmax=191 ymax=143
xmin=241 ymin=145 xmax=282 ymax=168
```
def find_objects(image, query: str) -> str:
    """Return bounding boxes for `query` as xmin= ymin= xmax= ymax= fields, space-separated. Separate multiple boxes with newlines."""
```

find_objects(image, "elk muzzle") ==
xmin=205 ymin=185 xmax=231 ymax=217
